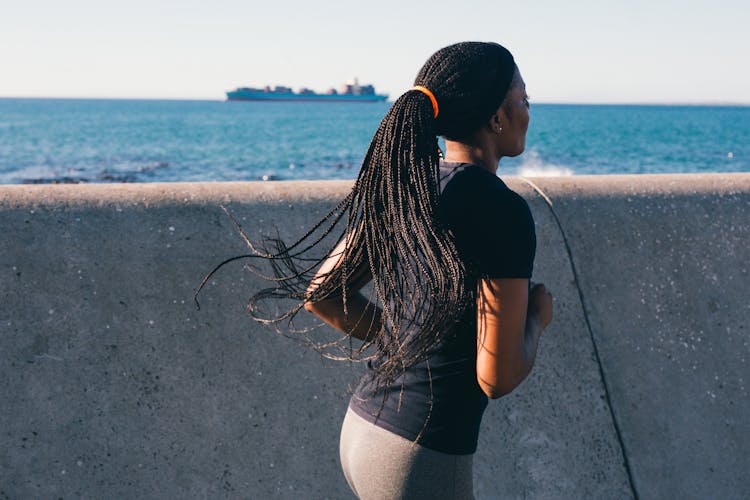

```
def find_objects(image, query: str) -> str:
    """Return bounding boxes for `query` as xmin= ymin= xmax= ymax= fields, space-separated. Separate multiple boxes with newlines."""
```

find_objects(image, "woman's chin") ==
xmin=507 ymin=144 xmax=526 ymax=158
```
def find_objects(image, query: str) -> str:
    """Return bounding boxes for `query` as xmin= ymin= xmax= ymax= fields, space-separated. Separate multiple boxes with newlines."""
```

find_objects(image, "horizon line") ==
xmin=1 ymin=95 xmax=749 ymax=107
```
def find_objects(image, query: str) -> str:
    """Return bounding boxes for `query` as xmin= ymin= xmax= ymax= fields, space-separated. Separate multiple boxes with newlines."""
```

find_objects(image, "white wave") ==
xmin=512 ymin=150 xmax=574 ymax=177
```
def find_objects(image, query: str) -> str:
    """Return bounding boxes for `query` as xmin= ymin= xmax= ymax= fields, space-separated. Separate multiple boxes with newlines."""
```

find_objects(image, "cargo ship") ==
xmin=226 ymin=78 xmax=388 ymax=102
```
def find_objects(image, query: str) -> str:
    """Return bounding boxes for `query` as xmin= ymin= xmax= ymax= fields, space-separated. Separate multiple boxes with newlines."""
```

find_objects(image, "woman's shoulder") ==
xmin=440 ymin=162 xmax=529 ymax=214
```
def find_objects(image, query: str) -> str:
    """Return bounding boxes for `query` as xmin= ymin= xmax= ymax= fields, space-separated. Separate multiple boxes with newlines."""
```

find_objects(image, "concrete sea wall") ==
xmin=1 ymin=174 xmax=748 ymax=499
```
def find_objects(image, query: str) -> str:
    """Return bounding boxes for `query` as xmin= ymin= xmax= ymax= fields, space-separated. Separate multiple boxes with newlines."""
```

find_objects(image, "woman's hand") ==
xmin=528 ymin=283 xmax=553 ymax=329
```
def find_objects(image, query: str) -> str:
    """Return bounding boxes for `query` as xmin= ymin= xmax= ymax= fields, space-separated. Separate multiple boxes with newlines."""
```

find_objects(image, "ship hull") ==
xmin=226 ymin=91 xmax=388 ymax=102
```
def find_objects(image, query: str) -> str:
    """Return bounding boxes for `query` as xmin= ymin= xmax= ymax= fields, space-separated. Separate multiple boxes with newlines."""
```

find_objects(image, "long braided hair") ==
xmin=197 ymin=41 xmax=518 ymax=393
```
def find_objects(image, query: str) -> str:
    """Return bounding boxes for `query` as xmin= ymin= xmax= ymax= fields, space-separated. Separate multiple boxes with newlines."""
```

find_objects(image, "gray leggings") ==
xmin=339 ymin=406 xmax=475 ymax=500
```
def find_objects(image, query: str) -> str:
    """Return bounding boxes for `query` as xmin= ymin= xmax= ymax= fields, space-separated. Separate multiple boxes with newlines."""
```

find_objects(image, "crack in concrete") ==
xmin=519 ymin=177 xmax=639 ymax=500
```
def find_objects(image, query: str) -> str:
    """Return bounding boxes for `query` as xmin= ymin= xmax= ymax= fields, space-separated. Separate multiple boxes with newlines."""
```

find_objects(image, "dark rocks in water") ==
xmin=97 ymin=172 xmax=138 ymax=183
xmin=20 ymin=161 xmax=172 ymax=184
xmin=22 ymin=177 xmax=89 ymax=184
xmin=97 ymin=162 xmax=170 ymax=182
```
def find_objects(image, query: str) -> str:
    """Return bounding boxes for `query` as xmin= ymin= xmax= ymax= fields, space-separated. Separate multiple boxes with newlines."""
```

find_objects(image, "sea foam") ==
xmin=513 ymin=150 xmax=574 ymax=177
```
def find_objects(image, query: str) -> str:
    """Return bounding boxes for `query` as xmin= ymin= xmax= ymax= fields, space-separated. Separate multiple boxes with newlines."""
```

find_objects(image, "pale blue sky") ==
xmin=1 ymin=0 xmax=748 ymax=103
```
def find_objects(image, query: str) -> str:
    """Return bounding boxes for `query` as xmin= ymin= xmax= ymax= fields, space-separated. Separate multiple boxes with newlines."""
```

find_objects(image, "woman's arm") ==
xmin=475 ymin=278 xmax=553 ymax=399
xmin=303 ymin=237 xmax=382 ymax=342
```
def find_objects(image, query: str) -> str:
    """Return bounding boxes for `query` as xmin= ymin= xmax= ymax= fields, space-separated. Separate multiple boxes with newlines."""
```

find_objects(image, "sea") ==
xmin=0 ymin=98 xmax=748 ymax=184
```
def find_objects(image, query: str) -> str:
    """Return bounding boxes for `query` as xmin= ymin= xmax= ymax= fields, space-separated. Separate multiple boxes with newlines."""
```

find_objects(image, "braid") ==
xmin=197 ymin=41 xmax=518 ymax=397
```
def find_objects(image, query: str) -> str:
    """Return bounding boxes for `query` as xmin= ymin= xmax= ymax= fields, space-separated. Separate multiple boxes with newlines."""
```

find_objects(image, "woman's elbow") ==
xmin=477 ymin=358 xmax=526 ymax=399
xmin=304 ymin=300 xmax=329 ymax=319
xmin=304 ymin=297 xmax=338 ymax=320
xmin=478 ymin=379 xmax=516 ymax=400
xmin=481 ymin=386 xmax=507 ymax=400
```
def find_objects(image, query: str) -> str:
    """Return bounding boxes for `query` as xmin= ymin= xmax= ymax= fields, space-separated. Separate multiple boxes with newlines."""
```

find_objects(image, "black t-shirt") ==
xmin=349 ymin=161 xmax=537 ymax=454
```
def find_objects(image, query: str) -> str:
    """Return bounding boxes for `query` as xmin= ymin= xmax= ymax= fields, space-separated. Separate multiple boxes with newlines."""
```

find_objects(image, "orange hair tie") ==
xmin=411 ymin=85 xmax=439 ymax=118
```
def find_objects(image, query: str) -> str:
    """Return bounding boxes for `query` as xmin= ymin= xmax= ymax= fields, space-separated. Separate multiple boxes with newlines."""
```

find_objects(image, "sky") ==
xmin=1 ymin=0 xmax=748 ymax=104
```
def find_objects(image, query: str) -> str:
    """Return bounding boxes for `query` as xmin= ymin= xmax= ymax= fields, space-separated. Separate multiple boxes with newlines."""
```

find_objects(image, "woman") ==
xmin=203 ymin=41 xmax=553 ymax=499
xmin=302 ymin=42 xmax=553 ymax=499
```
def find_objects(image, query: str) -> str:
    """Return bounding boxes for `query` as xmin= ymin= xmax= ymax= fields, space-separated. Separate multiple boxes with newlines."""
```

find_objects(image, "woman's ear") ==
xmin=489 ymin=106 xmax=505 ymax=134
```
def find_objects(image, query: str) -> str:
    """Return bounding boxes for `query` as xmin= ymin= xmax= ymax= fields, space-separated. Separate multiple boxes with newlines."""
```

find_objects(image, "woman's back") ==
xmin=348 ymin=161 xmax=536 ymax=456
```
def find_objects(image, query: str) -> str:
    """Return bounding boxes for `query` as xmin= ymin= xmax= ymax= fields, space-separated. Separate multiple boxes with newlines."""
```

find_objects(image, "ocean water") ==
xmin=0 ymin=98 xmax=748 ymax=184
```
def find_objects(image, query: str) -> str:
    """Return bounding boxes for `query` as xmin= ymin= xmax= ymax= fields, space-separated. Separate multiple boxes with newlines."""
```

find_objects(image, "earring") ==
xmin=494 ymin=126 xmax=503 ymax=134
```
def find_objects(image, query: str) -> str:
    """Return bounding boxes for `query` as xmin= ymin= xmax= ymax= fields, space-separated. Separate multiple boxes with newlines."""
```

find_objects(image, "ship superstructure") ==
xmin=227 ymin=78 xmax=388 ymax=102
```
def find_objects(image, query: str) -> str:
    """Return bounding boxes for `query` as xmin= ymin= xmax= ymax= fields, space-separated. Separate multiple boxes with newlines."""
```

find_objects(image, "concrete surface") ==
xmin=527 ymin=174 xmax=750 ymax=500
xmin=0 ymin=174 xmax=748 ymax=499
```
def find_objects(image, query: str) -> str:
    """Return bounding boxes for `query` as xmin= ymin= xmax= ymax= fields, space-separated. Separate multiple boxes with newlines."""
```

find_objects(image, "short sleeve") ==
xmin=440 ymin=169 xmax=536 ymax=279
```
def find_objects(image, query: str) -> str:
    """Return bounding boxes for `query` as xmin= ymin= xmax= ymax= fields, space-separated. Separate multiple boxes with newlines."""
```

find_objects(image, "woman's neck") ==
xmin=443 ymin=139 xmax=500 ymax=175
